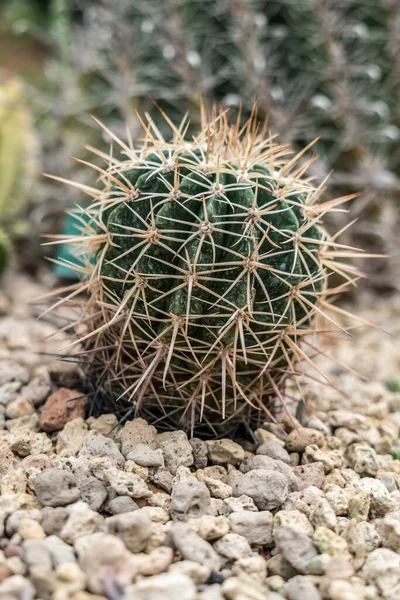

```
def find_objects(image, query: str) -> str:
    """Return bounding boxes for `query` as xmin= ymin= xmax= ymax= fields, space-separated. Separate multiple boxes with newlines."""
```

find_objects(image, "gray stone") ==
xmin=21 ymin=540 xmax=52 ymax=568
xmin=285 ymin=428 xmax=324 ymax=453
xmin=362 ymin=547 xmax=400 ymax=592
xmin=21 ymin=374 xmax=51 ymax=407
xmin=0 ymin=381 xmax=22 ymax=406
xmin=220 ymin=495 xmax=258 ymax=515
xmin=206 ymin=439 xmax=245 ymax=466
xmin=106 ymin=509 xmax=152 ymax=553
xmin=257 ymin=441 xmax=291 ymax=464
xmin=75 ymin=473 xmax=107 ymax=511
xmin=229 ymin=510 xmax=274 ymax=546
xmin=43 ymin=535 xmax=76 ymax=565
xmin=124 ymin=572 xmax=196 ymax=600
xmin=158 ymin=431 xmax=194 ymax=474
xmin=171 ymin=479 xmax=211 ymax=521
xmin=292 ymin=463 xmax=325 ymax=490
xmin=240 ymin=455 xmax=298 ymax=492
xmin=41 ymin=507 xmax=69 ymax=536
xmin=78 ymin=434 xmax=124 ymax=467
xmin=285 ymin=575 xmax=322 ymax=600
xmin=35 ymin=468 xmax=80 ymax=507
xmin=59 ymin=501 xmax=105 ymax=545
xmin=0 ymin=575 xmax=34 ymax=600
xmin=274 ymin=526 xmax=318 ymax=572
xmin=168 ymin=522 xmax=221 ymax=571
xmin=235 ymin=469 xmax=289 ymax=510
xmin=0 ymin=362 xmax=30 ymax=386
xmin=358 ymin=477 xmax=394 ymax=517
xmin=120 ymin=418 xmax=157 ymax=456
xmin=106 ymin=495 xmax=139 ymax=514
xmin=106 ymin=466 xmax=151 ymax=499
xmin=149 ymin=467 xmax=174 ymax=493
xmin=6 ymin=509 xmax=42 ymax=536
xmin=190 ymin=438 xmax=208 ymax=469
xmin=79 ymin=533 xmax=138 ymax=594
xmin=213 ymin=533 xmax=252 ymax=564
xmin=126 ymin=443 xmax=164 ymax=467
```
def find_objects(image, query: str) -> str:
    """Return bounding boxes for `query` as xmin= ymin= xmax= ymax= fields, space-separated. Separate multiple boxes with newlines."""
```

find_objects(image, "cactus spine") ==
xmin=49 ymin=109 xmax=365 ymax=433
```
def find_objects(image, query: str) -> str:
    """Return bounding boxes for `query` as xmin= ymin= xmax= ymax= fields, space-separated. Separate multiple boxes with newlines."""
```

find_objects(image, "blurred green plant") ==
xmin=386 ymin=377 xmax=400 ymax=393
xmin=0 ymin=76 xmax=38 ymax=276
xmin=3 ymin=0 xmax=400 ymax=288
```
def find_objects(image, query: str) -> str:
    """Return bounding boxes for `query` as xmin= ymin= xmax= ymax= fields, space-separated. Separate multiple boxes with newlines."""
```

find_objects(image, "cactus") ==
xmin=48 ymin=108 xmax=368 ymax=434
xmin=45 ymin=0 xmax=395 ymax=290
xmin=0 ymin=77 xmax=38 ymax=219
xmin=0 ymin=228 xmax=11 ymax=278
xmin=0 ymin=76 xmax=38 ymax=276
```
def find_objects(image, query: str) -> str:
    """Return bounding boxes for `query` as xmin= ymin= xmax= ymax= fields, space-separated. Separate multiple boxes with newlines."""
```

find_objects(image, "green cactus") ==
xmin=0 ymin=228 xmax=12 ymax=277
xmin=49 ymin=109 xmax=364 ymax=432
xmin=0 ymin=77 xmax=38 ymax=219
xmin=0 ymin=76 xmax=38 ymax=276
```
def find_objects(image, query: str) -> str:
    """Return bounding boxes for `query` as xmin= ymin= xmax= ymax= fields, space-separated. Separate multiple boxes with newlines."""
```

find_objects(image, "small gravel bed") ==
xmin=1 ymin=273 xmax=400 ymax=600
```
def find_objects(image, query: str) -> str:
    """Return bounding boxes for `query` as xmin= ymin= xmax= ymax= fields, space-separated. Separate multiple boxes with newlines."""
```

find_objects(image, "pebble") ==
xmin=167 ymin=522 xmax=221 ymax=570
xmin=120 ymin=418 xmax=157 ymax=456
xmin=56 ymin=418 xmax=91 ymax=456
xmin=106 ymin=495 xmax=138 ymax=514
xmin=158 ymin=431 xmax=194 ymax=474
xmin=190 ymin=438 xmax=208 ymax=469
xmin=313 ymin=526 xmax=350 ymax=557
xmin=78 ymin=433 xmax=124 ymax=467
xmin=292 ymin=462 xmax=325 ymax=490
xmin=229 ymin=510 xmax=274 ymax=546
xmin=105 ymin=466 xmax=151 ymax=498
xmin=169 ymin=559 xmax=211 ymax=584
xmin=135 ymin=546 xmax=174 ymax=576
xmin=232 ymin=555 xmax=267 ymax=581
xmin=220 ymin=495 xmax=258 ymax=514
xmin=170 ymin=478 xmax=211 ymax=520
xmin=273 ymin=509 xmax=314 ymax=537
xmin=274 ymin=526 xmax=318 ymax=572
xmin=235 ymin=469 xmax=289 ymax=510
xmin=257 ymin=440 xmax=291 ymax=463
xmin=40 ymin=388 xmax=87 ymax=432
xmin=78 ymin=533 xmax=137 ymax=594
xmin=59 ymin=501 xmax=104 ymax=545
xmin=126 ymin=443 xmax=164 ymax=467
xmin=206 ymin=439 xmax=245 ymax=465
xmin=34 ymin=468 xmax=80 ymax=507
xmin=222 ymin=574 xmax=266 ymax=600
xmin=214 ymin=533 xmax=252 ymax=565
xmin=187 ymin=514 xmax=230 ymax=541
xmin=106 ymin=509 xmax=152 ymax=552
xmin=2 ymin=284 xmax=400 ymax=600
xmin=358 ymin=477 xmax=394 ymax=516
xmin=285 ymin=575 xmax=322 ymax=600
xmin=239 ymin=455 xmax=298 ymax=492
xmin=285 ymin=428 xmax=324 ymax=452
xmin=124 ymin=572 xmax=196 ymax=600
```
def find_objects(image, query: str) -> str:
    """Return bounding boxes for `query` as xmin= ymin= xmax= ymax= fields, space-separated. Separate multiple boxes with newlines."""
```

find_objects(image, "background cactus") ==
xmin=49 ymin=109 xmax=366 ymax=434
xmin=0 ymin=228 xmax=11 ymax=278
xmin=0 ymin=76 xmax=38 ymax=276
xmin=3 ymin=0 xmax=399 ymax=289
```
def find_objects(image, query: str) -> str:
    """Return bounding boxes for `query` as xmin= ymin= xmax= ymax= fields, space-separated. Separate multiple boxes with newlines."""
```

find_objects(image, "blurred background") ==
xmin=1 ymin=0 xmax=399 ymax=294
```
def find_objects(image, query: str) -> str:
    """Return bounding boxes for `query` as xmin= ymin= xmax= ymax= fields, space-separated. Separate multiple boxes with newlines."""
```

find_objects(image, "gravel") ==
xmin=1 ymin=273 xmax=400 ymax=599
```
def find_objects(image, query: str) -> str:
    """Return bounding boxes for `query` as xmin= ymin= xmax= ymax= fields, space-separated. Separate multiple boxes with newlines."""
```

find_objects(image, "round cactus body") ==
xmin=52 ymin=110 xmax=361 ymax=434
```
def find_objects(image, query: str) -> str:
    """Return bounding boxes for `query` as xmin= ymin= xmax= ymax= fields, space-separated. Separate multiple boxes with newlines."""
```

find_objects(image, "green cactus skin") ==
xmin=51 ymin=110 xmax=363 ymax=433
xmin=0 ymin=78 xmax=38 ymax=219
xmin=0 ymin=228 xmax=11 ymax=278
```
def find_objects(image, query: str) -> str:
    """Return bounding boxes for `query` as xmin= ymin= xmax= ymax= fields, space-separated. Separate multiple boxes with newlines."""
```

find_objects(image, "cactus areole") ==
xmin=50 ymin=109 xmax=362 ymax=434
